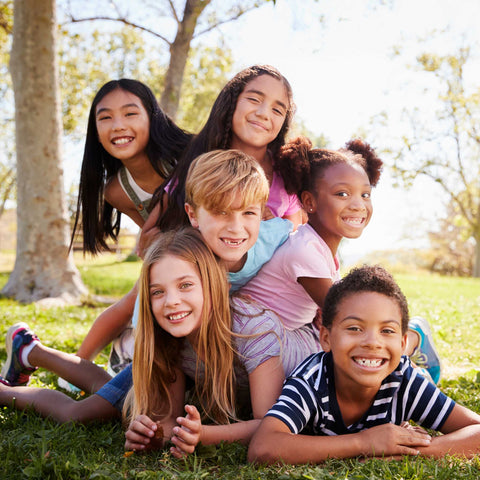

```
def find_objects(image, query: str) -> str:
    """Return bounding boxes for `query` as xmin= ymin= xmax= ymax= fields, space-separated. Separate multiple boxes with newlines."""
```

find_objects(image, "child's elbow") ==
xmin=247 ymin=437 xmax=276 ymax=465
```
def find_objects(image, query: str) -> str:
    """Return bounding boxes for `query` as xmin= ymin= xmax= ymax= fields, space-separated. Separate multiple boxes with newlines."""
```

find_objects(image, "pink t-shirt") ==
xmin=267 ymin=171 xmax=302 ymax=218
xmin=240 ymin=223 xmax=340 ymax=330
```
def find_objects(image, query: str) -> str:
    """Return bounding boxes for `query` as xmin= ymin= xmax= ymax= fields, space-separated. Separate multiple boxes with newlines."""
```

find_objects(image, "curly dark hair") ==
xmin=153 ymin=65 xmax=296 ymax=231
xmin=276 ymin=136 xmax=383 ymax=197
xmin=322 ymin=265 xmax=409 ymax=334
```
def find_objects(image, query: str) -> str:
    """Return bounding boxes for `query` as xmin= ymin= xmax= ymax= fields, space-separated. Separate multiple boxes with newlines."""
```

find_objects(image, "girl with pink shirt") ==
xmin=241 ymin=136 xmax=382 ymax=345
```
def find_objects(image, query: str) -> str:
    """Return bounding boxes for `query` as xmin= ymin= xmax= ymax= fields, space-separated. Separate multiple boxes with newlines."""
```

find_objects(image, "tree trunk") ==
xmin=474 ymin=202 xmax=480 ymax=278
xmin=3 ymin=0 xmax=87 ymax=303
xmin=159 ymin=0 xmax=211 ymax=119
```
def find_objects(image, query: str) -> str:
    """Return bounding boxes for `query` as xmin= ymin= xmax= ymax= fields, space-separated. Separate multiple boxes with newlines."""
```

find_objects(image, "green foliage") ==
xmin=1 ymin=258 xmax=480 ymax=477
xmin=370 ymin=42 xmax=480 ymax=276
xmin=178 ymin=41 xmax=234 ymax=131
xmin=427 ymin=191 xmax=477 ymax=276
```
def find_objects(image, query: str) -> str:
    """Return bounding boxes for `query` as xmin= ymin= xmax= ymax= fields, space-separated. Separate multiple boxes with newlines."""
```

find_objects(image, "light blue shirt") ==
xmin=228 ymin=217 xmax=293 ymax=292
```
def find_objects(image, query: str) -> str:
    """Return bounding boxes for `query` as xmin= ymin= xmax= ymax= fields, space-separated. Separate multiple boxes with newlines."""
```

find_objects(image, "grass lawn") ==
xmin=1 ymin=253 xmax=480 ymax=479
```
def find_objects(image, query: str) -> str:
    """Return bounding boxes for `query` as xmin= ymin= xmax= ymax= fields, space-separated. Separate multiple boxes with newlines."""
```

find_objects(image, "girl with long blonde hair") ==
xmin=123 ymin=227 xmax=285 ymax=456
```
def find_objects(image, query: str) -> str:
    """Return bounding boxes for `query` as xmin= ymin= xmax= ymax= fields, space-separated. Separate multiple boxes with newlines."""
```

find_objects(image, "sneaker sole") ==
xmin=410 ymin=316 xmax=442 ymax=383
xmin=1 ymin=322 xmax=30 ymax=380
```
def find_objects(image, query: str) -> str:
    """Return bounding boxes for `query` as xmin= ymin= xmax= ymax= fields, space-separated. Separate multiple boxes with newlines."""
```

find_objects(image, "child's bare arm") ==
xmin=283 ymin=209 xmax=303 ymax=231
xmin=297 ymin=276 xmax=332 ymax=310
xmin=136 ymin=193 xmax=169 ymax=257
xmin=248 ymin=418 xmax=432 ymax=465
xmin=104 ymin=175 xmax=145 ymax=227
xmin=200 ymin=419 xmax=262 ymax=446
xmin=199 ymin=356 xmax=284 ymax=446
xmin=76 ymin=285 xmax=138 ymax=361
xmin=417 ymin=404 xmax=480 ymax=458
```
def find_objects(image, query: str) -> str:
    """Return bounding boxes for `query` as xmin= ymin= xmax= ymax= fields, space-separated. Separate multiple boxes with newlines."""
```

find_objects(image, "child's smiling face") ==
xmin=230 ymin=74 xmax=289 ymax=153
xmin=302 ymin=162 xmax=372 ymax=253
xmin=185 ymin=199 xmax=262 ymax=273
xmin=95 ymin=88 xmax=150 ymax=165
xmin=320 ymin=291 xmax=407 ymax=393
xmin=149 ymin=255 xmax=204 ymax=343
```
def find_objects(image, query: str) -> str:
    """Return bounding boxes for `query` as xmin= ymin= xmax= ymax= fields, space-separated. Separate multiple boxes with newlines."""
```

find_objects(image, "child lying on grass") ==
xmin=248 ymin=265 xmax=480 ymax=464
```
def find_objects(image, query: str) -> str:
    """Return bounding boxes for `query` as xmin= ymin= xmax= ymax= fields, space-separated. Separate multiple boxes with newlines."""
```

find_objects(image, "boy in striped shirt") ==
xmin=249 ymin=265 xmax=480 ymax=464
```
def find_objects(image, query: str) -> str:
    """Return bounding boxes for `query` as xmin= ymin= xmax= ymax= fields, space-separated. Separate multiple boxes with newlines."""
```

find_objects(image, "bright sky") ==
xmin=62 ymin=0 xmax=480 ymax=264
xmin=218 ymin=0 xmax=480 ymax=264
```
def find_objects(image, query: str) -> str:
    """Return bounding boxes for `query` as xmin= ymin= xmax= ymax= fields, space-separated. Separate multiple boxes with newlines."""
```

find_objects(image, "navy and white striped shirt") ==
xmin=266 ymin=352 xmax=454 ymax=435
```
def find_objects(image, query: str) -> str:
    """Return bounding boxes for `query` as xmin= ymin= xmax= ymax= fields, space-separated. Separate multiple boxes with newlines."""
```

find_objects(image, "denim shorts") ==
xmin=95 ymin=363 xmax=133 ymax=411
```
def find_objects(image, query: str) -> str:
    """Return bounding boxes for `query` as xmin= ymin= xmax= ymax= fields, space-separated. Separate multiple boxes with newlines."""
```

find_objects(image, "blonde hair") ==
xmin=123 ymin=228 xmax=237 ymax=425
xmin=185 ymin=149 xmax=269 ymax=212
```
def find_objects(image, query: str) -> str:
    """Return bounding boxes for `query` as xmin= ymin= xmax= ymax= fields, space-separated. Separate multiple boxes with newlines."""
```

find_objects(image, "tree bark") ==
xmin=159 ymin=0 xmax=211 ymax=119
xmin=3 ymin=0 xmax=87 ymax=303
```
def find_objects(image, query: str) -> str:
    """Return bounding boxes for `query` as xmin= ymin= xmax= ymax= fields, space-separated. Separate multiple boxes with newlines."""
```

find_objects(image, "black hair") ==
xmin=276 ymin=136 xmax=383 ymax=199
xmin=322 ymin=265 xmax=409 ymax=334
xmin=152 ymin=65 xmax=295 ymax=231
xmin=70 ymin=79 xmax=192 ymax=255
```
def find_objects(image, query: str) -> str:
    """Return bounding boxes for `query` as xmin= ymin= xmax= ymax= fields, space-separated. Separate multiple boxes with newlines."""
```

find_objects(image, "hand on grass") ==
xmin=124 ymin=414 xmax=164 ymax=452
xmin=170 ymin=404 xmax=202 ymax=458
xmin=359 ymin=423 xmax=431 ymax=457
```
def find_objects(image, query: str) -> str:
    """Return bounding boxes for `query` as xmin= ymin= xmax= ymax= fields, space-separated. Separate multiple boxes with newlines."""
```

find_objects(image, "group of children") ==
xmin=1 ymin=65 xmax=479 ymax=464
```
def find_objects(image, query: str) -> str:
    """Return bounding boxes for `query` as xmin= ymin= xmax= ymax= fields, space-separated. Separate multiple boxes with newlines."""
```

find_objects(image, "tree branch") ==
xmin=167 ymin=0 xmax=180 ymax=23
xmin=194 ymin=5 xmax=259 ymax=37
xmin=66 ymin=15 xmax=172 ymax=45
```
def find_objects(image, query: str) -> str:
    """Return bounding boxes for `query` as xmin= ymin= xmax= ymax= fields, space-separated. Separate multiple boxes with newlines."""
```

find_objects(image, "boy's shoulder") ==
xmin=259 ymin=217 xmax=293 ymax=237
xmin=288 ymin=351 xmax=329 ymax=385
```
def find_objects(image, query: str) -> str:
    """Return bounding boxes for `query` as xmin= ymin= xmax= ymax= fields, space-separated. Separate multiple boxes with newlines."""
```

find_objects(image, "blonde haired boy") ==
xmin=184 ymin=149 xmax=293 ymax=291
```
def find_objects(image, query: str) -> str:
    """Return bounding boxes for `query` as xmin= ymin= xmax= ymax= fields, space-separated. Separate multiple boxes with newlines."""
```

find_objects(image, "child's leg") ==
xmin=0 ymin=381 xmax=118 ymax=423
xmin=30 ymin=344 xmax=112 ymax=394
xmin=2 ymin=323 xmax=111 ymax=393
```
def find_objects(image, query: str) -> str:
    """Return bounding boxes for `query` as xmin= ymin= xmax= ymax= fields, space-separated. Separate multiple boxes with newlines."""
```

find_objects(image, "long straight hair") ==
xmin=70 ymin=79 xmax=192 ymax=255
xmin=123 ymin=228 xmax=236 ymax=425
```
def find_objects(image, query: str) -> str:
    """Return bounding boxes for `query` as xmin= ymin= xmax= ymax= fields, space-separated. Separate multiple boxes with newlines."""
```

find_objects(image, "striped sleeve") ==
xmin=231 ymin=298 xmax=283 ymax=375
xmin=398 ymin=366 xmax=455 ymax=430
xmin=265 ymin=376 xmax=320 ymax=433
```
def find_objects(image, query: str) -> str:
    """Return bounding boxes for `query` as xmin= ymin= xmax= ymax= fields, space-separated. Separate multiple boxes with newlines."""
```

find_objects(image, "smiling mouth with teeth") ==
xmin=167 ymin=312 xmax=190 ymax=321
xmin=112 ymin=137 xmax=133 ymax=145
xmin=222 ymin=239 xmax=246 ymax=246
xmin=354 ymin=357 xmax=385 ymax=367
xmin=343 ymin=217 xmax=365 ymax=225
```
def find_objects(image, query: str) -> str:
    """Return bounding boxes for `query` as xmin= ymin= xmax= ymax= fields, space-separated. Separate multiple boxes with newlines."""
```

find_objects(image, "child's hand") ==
xmin=124 ymin=414 xmax=164 ymax=452
xmin=359 ymin=423 xmax=431 ymax=457
xmin=170 ymin=404 xmax=202 ymax=458
xmin=136 ymin=226 xmax=160 ymax=259
xmin=262 ymin=206 xmax=275 ymax=221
